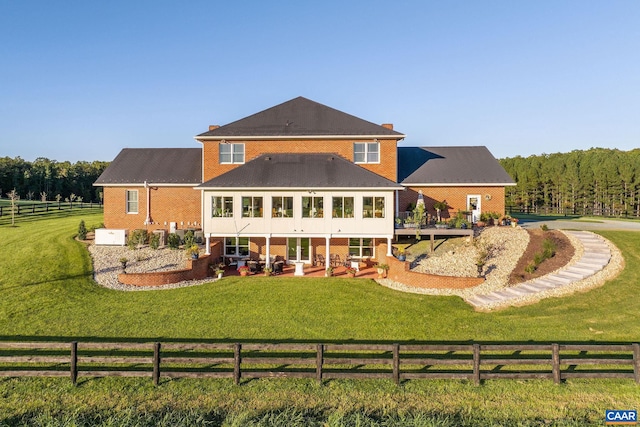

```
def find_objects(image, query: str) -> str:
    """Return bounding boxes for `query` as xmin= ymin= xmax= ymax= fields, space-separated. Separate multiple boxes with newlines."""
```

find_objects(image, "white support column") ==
xmin=266 ymin=236 xmax=271 ymax=263
xmin=387 ymin=237 xmax=393 ymax=256
xmin=325 ymin=236 xmax=331 ymax=268
xmin=205 ymin=235 xmax=211 ymax=255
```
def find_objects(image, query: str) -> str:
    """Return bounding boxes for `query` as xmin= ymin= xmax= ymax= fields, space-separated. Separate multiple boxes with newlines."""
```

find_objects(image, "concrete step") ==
xmin=557 ymin=269 xmax=588 ymax=280
xmin=526 ymin=279 xmax=558 ymax=290
xmin=467 ymin=294 xmax=502 ymax=307
xmin=564 ymin=265 xmax=597 ymax=276
xmin=545 ymin=275 xmax=572 ymax=285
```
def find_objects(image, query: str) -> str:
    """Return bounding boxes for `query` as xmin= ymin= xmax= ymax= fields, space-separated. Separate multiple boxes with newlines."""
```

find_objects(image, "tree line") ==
xmin=0 ymin=157 xmax=109 ymax=203
xmin=500 ymin=148 xmax=640 ymax=217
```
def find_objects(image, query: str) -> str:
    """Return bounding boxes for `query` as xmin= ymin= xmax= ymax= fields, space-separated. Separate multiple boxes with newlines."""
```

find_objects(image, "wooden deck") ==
xmin=394 ymin=226 xmax=475 ymax=251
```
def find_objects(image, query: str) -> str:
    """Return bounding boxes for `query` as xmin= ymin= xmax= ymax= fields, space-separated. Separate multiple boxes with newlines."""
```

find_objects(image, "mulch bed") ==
xmin=508 ymin=229 xmax=575 ymax=285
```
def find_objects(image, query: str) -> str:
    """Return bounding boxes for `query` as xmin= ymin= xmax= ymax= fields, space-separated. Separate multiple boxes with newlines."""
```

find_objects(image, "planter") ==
xmin=217 ymin=272 xmax=223 ymax=279
xmin=191 ymin=253 xmax=199 ymax=260
xmin=397 ymin=254 xmax=406 ymax=262
xmin=239 ymin=271 xmax=249 ymax=277
xmin=511 ymin=222 xmax=517 ymax=228
xmin=347 ymin=273 xmax=356 ymax=278
xmin=377 ymin=268 xmax=388 ymax=279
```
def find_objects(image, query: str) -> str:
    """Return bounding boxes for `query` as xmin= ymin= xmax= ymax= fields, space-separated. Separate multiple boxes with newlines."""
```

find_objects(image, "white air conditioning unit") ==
xmin=152 ymin=229 xmax=166 ymax=245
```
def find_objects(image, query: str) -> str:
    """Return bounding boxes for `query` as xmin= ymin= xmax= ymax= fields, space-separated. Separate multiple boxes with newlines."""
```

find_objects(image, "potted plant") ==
xmin=376 ymin=263 xmax=389 ymax=278
xmin=433 ymin=200 xmax=448 ymax=223
xmin=345 ymin=266 xmax=357 ymax=278
xmin=186 ymin=245 xmax=200 ymax=259
xmin=511 ymin=217 xmax=519 ymax=227
xmin=397 ymin=248 xmax=406 ymax=262
xmin=238 ymin=265 xmax=250 ymax=276
xmin=119 ymin=257 xmax=128 ymax=273
xmin=263 ymin=266 xmax=273 ymax=276
xmin=325 ymin=266 xmax=334 ymax=277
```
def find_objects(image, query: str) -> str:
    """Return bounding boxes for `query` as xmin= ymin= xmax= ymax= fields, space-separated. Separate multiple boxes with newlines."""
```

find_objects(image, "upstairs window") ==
xmin=212 ymin=196 xmax=233 ymax=218
xmin=242 ymin=196 xmax=263 ymax=218
xmin=332 ymin=196 xmax=354 ymax=218
xmin=272 ymin=196 xmax=293 ymax=218
xmin=363 ymin=196 xmax=385 ymax=218
xmin=354 ymin=142 xmax=379 ymax=163
xmin=126 ymin=190 xmax=138 ymax=214
xmin=219 ymin=143 xmax=245 ymax=164
xmin=302 ymin=196 xmax=324 ymax=218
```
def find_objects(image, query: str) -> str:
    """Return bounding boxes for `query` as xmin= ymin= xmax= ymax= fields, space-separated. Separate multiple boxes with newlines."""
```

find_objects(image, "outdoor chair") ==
xmin=315 ymin=254 xmax=325 ymax=266
xmin=273 ymin=261 xmax=284 ymax=275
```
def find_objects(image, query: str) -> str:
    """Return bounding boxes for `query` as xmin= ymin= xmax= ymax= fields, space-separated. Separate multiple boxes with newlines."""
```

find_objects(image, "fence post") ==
xmin=633 ymin=343 xmax=640 ymax=384
xmin=473 ymin=344 xmax=481 ymax=385
xmin=70 ymin=341 xmax=78 ymax=385
xmin=153 ymin=342 xmax=161 ymax=386
xmin=552 ymin=343 xmax=561 ymax=384
xmin=392 ymin=343 xmax=400 ymax=385
xmin=316 ymin=344 xmax=324 ymax=383
xmin=234 ymin=343 xmax=242 ymax=385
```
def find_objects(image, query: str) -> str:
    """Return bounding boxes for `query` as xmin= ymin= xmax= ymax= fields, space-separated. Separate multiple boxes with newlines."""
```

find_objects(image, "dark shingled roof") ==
xmin=398 ymin=146 xmax=515 ymax=185
xmin=94 ymin=148 xmax=201 ymax=185
xmin=197 ymin=97 xmax=404 ymax=138
xmin=198 ymin=153 xmax=403 ymax=189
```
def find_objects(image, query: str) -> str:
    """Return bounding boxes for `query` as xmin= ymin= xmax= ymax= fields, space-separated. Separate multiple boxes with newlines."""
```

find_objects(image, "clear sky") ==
xmin=1 ymin=1 xmax=638 ymax=162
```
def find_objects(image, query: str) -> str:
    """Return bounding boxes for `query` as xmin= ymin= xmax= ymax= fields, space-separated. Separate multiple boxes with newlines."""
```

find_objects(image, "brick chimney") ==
xmin=381 ymin=123 xmax=394 ymax=130
xmin=209 ymin=125 xmax=220 ymax=131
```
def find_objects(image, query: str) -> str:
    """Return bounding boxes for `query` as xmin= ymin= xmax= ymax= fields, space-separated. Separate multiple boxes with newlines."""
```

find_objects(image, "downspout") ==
xmin=144 ymin=180 xmax=151 ymax=225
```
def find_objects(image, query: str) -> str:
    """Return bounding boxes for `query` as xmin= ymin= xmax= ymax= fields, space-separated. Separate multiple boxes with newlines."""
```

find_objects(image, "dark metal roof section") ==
xmin=94 ymin=148 xmax=201 ymax=185
xmin=198 ymin=153 xmax=403 ymax=189
xmin=197 ymin=96 xmax=404 ymax=138
xmin=398 ymin=146 xmax=515 ymax=185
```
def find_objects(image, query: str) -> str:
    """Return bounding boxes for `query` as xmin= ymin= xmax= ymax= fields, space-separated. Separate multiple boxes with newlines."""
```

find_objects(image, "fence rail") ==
xmin=0 ymin=201 xmax=102 ymax=218
xmin=0 ymin=341 xmax=638 ymax=386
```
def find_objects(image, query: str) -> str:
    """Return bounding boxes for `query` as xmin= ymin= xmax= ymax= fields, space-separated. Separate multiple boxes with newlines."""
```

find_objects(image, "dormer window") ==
xmin=219 ymin=143 xmax=245 ymax=164
xmin=354 ymin=142 xmax=379 ymax=163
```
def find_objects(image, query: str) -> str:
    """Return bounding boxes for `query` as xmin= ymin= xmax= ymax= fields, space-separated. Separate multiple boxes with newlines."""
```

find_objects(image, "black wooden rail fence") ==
xmin=0 ymin=201 xmax=101 ymax=217
xmin=0 ymin=341 xmax=638 ymax=386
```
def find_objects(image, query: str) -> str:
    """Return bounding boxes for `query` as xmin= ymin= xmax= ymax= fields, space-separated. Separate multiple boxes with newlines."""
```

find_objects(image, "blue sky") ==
xmin=1 ymin=1 xmax=638 ymax=162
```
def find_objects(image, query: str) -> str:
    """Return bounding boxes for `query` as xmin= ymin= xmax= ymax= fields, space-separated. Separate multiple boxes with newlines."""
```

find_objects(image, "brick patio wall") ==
xmin=117 ymin=254 xmax=213 ymax=287
xmin=376 ymin=243 xmax=484 ymax=289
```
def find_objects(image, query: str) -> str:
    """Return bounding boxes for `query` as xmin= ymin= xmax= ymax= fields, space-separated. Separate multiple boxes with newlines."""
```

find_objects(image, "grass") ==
xmin=1 ymin=212 xmax=640 ymax=425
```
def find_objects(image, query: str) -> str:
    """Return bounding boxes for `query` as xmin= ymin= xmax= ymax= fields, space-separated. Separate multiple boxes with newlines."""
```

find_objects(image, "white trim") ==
xmin=195 ymin=134 xmax=405 ymax=141
xmin=94 ymin=183 xmax=201 ymax=187
xmin=401 ymin=183 xmax=516 ymax=187
xmin=197 ymin=186 xmax=403 ymax=191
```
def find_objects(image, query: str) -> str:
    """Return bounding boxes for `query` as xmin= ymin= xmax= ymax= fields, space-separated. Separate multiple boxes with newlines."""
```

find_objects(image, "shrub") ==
xmin=127 ymin=229 xmax=148 ymax=250
xmin=540 ymin=223 xmax=549 ymax=232
xmin=183 ymin=230 xmax=195 ymax=248
xmin=525 ymin=262 xmax=537 ymax=274
xmin=77 ymin=220 xmax=87 ymax=240
xmin=149 ymin=232 xmax=160 ymax=250
xmin=167 ymin=233 xmax=180 ymax=249
xmin=543 ymin=238 xmax=556 ymax=258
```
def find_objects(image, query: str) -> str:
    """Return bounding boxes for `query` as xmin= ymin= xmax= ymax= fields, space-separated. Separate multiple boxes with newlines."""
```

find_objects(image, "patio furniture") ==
xmin=315 ymin=254 xmax=325 ymax=266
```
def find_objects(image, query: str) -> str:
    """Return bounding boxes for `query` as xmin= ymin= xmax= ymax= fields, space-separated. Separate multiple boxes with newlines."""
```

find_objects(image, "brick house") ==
xmin=95 ymin=97 xmax=514 ymax=264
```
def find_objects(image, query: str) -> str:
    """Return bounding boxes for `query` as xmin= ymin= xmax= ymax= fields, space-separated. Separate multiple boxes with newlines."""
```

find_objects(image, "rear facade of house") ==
xmin=94 ymin=97 xmax=514 ymax=265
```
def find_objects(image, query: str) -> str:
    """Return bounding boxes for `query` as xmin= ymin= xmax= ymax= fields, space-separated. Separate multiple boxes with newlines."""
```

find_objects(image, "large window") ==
xmin=302 ymin=196 xmax=324 ymax=218
xmin=126 ymin=190 xmax=138 ymax=214
xmin=225 ymin=237 xmax=250 ymax=257
xmin=272 ymin=196 xmax=293 ymax=218
xmin=362 ymin=196 xmax=385 ymax=218
xmin=332 ymin=196 xmax=354 ymax=218
xmin=219 ymin=143 xmax=245 ymax=164
xmin=242 ymin=196 xmax=263 ymax=218
xmin=212 ymin=196 xmax=233 ymax=217
xmin=349 ymin=238 xmax=374 ymax=257
xmin=354 ymin=142 xmax=379 ymax=163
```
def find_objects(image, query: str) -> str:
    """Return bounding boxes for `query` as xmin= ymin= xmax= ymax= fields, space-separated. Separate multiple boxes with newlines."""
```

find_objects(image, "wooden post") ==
xmin=316 ymin=344 xmax=324 ymax=383
xmin=552 ymin=343 xmax=561 ymax=384
xmin=392 ymin=343 xmax=400 ymax=385
xmin=234 ymin=343 xmax=242 ymax=385
xmin=70 ymin=341 xmax=78 ymax=385
xmin=633 ymin=343 xmax=640 ymax=384
xmin=153 ymin=342 xmax=161 ymax=386
xmin=472 ymin=344 xmax=481 ymax=385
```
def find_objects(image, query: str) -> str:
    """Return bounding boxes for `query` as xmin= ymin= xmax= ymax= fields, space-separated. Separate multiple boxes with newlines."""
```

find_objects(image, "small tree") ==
xmin=78 ymin=220 xmax=87 ymax=240
xmin=69 ymin=193 xmax=77 ymax=209
xmin=55 ymin=194 xmax=62 ymax=209
xmin=413 ymin=203 xmax=425 ymax=240
xmin=26 ymin=191 xmax=34 ymax=201
xmin=40 ymin=192 xmax=47 ymax=202
xmin=433 ymin=200 xmax=448 ymax=223
xmin=6 ymin=189 xmax=19 ymax=226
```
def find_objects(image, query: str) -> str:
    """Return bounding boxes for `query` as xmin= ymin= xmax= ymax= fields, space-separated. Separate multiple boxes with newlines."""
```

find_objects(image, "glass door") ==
xmin=287 ymin=238 xmax=311 ymax=263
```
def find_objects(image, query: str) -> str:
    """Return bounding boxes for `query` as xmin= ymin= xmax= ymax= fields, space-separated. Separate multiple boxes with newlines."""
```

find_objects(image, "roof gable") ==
xmin=398 ymin=146 xmax=515 ymax=185
xmin=197 ymin=97 xmax=404 ymax=139
xmin=198 ymin=153 xmax=402 ymax=189
xmin=94 ymin=148 xmax=201 ymax=185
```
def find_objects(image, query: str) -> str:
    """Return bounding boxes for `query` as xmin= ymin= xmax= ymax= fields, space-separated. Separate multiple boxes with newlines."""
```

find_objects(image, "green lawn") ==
xmin=1 ymin=212 xmax=639 ymax=426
